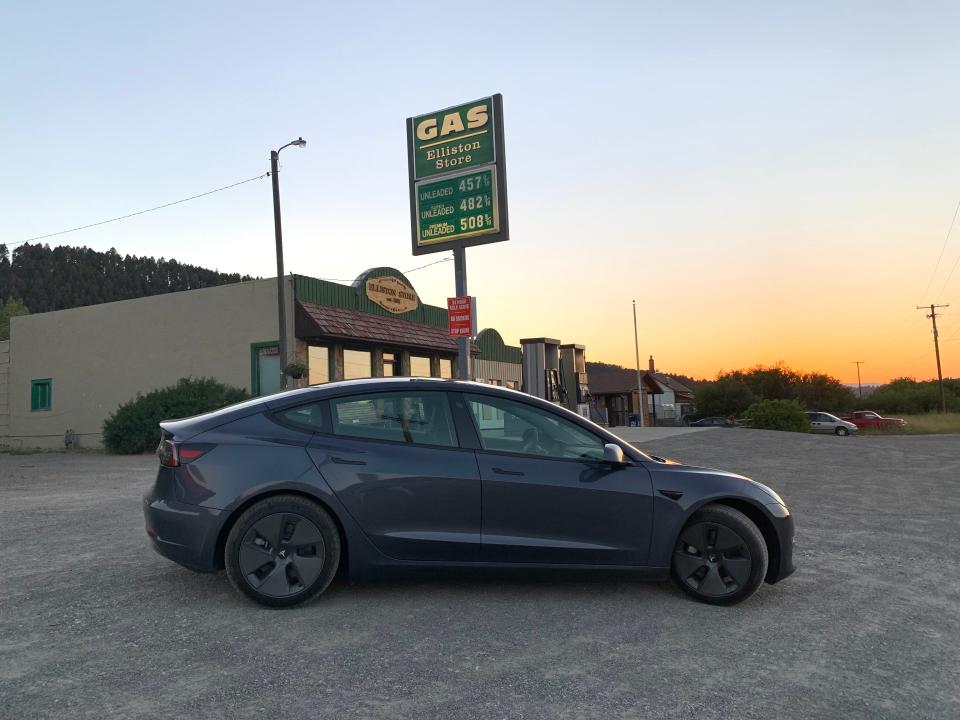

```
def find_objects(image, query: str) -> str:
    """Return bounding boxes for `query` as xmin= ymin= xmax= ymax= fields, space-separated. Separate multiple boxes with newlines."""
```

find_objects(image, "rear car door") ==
xmin=305 ymin=391 xmax=481 ymax=562
xmin=460 ymin=393 xmax=654 ymax=566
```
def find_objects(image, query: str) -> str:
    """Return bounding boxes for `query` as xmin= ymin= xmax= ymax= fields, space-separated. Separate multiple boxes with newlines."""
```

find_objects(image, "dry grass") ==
xmin=860 ymin=413 xmax=960 ymax=435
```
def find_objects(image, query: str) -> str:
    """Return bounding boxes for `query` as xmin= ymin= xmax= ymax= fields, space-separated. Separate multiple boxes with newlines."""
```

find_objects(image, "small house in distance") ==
xmin=586 ymin=357 xmax=696 ymax=427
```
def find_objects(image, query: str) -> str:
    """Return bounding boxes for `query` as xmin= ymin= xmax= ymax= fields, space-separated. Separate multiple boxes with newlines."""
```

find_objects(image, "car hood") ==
xmin=647 ymin=458 xmax=786 ymax=506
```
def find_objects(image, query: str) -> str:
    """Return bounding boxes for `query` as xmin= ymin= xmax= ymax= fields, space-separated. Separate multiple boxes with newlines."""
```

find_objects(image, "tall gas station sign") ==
xmin=407 ymin=95 xmax=509 ymax=378
xmin=407 ymin=95 xmax=509 ymax=255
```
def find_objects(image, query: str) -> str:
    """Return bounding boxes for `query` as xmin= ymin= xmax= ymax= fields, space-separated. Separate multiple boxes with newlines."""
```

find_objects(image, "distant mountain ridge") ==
xmin=0 ymin=242 xmax=253 ymax=314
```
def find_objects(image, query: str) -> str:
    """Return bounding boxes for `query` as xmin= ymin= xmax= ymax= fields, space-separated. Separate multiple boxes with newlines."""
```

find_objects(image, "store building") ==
xmin=2 ymin=267 xmax=525 ymax=449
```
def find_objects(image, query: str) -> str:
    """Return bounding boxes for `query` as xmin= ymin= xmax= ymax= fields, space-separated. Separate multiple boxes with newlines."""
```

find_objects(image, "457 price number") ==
xmin=457 ymin=174 xmax=491 ymax=192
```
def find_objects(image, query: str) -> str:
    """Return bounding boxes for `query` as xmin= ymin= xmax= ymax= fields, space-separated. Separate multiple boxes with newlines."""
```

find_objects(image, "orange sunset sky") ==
xmin=4 ymin=3 xmax=959 ymax=385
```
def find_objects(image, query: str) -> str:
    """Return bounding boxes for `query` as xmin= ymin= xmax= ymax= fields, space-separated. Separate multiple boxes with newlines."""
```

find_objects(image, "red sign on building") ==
xmin=447 ymin=296 xmax=475 ymax=337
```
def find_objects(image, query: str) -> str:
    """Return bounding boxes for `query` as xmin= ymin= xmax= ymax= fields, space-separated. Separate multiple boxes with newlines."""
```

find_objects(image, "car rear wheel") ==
xmin=671 ymin=504 xmax=768 ymax=606
xmin=835 ymin=427 xmax=849 ymax=436
xmin=225 ymin=495 xmax=340 ymax=608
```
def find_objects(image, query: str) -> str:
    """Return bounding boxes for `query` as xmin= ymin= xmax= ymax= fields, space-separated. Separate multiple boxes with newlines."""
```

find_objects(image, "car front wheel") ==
xmin=835 ymin=427 xmax=849 ymax=436
xmin=225 ymin=495 xmax=341 ymax=608
xmin=671 ymin=504 xmax=768 ymax=605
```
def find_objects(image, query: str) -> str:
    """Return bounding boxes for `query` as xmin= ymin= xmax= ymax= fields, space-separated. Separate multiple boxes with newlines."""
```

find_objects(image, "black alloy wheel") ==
xmin=225 ymin=495 xmax=340 ymax=608
xmin=836 ymin=427 xmax=849 ymax=436
xmin=671 ymin=504 xmax=768 ymax=605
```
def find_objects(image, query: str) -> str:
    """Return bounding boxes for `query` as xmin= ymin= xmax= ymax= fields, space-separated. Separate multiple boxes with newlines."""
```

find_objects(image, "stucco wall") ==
xmin=474 ymin=359 xmax=521 ymax=385
xmin=0 ymin=340 xmax=9 ymax=445
xmin=7 ymin=278 xmax=287 ymax=450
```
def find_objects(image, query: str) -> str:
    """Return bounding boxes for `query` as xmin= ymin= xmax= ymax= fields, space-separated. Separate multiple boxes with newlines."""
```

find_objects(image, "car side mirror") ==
xmin=603 ymin=443 xmax=626 ymax=465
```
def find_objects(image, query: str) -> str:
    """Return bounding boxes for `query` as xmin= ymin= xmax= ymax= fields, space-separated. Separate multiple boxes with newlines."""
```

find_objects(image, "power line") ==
xmin=936 ymin=250 xmax=960 ymax=301
xmin=923 ymin=194 xmax=960 ymax=295
xmin=313 ymin=256 xmax=453 ymax=283
xmin=403 ymin=257 xmax=454 ymax=274
xmin=920 ymin=195 xmax=960 ymax=301
xmin=4 ymin=173 xmax=269 ymax=249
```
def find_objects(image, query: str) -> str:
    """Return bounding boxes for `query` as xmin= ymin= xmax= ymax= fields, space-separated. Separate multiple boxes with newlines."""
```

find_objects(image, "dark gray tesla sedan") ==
xmin=144 ymin=378 xmax=794 ymax=607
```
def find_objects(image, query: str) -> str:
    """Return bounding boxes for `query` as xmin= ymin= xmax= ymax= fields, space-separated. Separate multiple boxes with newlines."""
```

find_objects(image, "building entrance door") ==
xmin=254 ymin=344 xmax=281 ymax=396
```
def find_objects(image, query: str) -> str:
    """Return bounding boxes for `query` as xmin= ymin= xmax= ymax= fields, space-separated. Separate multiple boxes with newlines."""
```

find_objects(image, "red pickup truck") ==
xmin=843 ymin=410 xmax=906 ymax=430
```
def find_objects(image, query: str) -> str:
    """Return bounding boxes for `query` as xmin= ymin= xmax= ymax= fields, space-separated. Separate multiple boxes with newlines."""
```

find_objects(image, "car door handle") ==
xmin=492 ymin=467 xmax=524 ymax=476
xmin=330 ymin=456 xmax=366 ymax=466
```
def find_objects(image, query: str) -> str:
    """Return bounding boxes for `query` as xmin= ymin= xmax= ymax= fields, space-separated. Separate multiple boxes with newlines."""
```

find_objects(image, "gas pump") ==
xmin=560 ymin=344 xmax=591 ymax=418
xmin=520 ymin=338 xmax=591 ymax=418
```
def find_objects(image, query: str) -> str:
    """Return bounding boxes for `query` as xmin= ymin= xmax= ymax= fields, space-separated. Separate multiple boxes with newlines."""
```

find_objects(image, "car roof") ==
xmin=262 ymin=376 xmax=528 ymax=408
xmin=165 ymin=377 xmax=654 ymax=462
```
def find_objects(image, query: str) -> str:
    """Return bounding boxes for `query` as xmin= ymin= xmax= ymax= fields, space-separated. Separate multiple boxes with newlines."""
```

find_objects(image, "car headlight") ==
xmin=748 ymin=479 xmax=786 ymax=507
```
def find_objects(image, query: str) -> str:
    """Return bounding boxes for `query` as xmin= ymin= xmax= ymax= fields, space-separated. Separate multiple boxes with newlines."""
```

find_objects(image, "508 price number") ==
xmin=460 ymin=213 xmax=494 ymax=231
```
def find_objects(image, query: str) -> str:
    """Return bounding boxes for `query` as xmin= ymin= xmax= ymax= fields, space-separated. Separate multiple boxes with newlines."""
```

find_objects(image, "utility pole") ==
xmin=632 ymin=300 xmax=645 ymax=428
xmin=851 ymin=361 xmax=864 ymax=398
xmin=269 ymin=137 xmax=306 ymax=391
xmin=916 ymin=304 xmax=949 ymax=413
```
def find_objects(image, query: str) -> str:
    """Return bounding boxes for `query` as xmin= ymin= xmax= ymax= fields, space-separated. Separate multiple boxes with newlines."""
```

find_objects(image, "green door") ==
xmin=252 ymin=343 xmax=281 ymax=396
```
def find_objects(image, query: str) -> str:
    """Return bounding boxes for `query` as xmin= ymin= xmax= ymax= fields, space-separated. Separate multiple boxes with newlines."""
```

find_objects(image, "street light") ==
xmin=270 ymin=137 xmax=306 ymax=390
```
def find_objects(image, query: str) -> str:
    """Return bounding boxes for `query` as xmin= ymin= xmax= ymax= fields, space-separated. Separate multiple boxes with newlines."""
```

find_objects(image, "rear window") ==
xmin=276 ymin=402 xmax=330 ymax=432
xmin=331 ymin=392 xmax=457 ymax=447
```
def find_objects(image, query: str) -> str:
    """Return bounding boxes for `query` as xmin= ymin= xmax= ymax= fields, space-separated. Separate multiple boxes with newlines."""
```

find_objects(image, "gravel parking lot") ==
xmin=2 ymin=430 xmax=959 ymax=720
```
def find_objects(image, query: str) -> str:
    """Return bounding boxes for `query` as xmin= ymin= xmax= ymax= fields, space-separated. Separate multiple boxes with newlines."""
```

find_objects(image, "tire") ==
xmin=671 ymin=504 xmax=768 ymax=606
xmin=225 ymin=495 xmax=341 ymax=608
xmin=835 ymin=427 xmax=849 ymax=436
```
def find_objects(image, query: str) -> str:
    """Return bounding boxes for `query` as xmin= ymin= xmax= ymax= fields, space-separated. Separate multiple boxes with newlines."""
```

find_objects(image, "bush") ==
xmin=694 ymin=363 xmax=854 ymax=417
xmin=694 ymin=377 xmax=757 ymax=417
xmin=861 ymin=377 xmax=960 ymax=414
xmin=103 ymin=377 xmax=248 ymax=454
xmin=743 ymin=399 xmax=810 ymax=432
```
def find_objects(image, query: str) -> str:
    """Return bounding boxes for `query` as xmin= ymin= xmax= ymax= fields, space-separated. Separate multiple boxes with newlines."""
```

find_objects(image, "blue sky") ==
xmin=3 ymin=1 xmax=960 ymax=380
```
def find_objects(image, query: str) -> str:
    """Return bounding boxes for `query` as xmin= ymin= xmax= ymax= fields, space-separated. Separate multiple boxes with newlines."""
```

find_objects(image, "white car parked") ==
xmin=806 ymin=411 xmax=858 ymax=436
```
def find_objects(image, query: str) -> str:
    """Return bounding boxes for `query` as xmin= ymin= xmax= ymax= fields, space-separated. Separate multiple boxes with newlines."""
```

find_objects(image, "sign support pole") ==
xmin=454 ymin=247 xmax=471 ymax=380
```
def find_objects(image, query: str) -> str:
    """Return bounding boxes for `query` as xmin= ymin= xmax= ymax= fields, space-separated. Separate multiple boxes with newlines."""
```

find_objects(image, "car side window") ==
xmin=465 ymin=393 xmax=605 ymax=460
xmin=331 ymin=392 xmax=457 ymax=448
xmin=276 ymin=402 xmax=329 ymax=432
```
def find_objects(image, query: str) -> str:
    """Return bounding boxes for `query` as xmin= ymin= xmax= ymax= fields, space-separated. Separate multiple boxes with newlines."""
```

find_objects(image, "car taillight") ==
xmin=156 ymin=440 xmax=213 ymax=467
xmin=157 ymin=439 xmax=178 ymax=467
xmin=178 ymin=445 xmax=213 ymax=463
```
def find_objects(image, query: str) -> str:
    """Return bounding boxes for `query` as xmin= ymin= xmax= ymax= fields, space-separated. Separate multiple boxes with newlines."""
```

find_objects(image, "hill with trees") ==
xmin=0 ymin=242 xmax=252 ymax=338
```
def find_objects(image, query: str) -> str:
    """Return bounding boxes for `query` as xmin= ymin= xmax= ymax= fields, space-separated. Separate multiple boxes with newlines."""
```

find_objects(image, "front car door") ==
xmin=305 ymin=390 xmax=481 ymax=562
xmin=807 ymin=413 xmax=825 ymax=433
xmin=460 ymin=392 xmax=654 ymax=566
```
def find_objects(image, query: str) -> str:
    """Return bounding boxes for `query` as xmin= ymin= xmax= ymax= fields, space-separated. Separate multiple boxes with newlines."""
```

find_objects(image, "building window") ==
xmin=410 ymin=355 xmax=431 ymax=377
xmin=31 ymin=379 xmax=52 ymax=411
xmin=343 ymin=349 xmax=372 ymax=380
xmin=505 ymin=380 xmax=519 ymax=390
xmin=308 ymin=346 xmax=330 ymax=385
xmin=439 ymin=358 xmax=453 ymax=379
xmin=383 ymin=352 xmax=396 ymax=377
